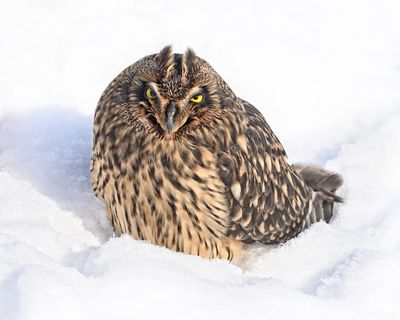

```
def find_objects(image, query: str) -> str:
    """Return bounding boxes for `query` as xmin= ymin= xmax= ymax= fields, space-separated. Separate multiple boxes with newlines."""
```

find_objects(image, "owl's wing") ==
xmin=218 ymin=100 xmax=314 ymax=244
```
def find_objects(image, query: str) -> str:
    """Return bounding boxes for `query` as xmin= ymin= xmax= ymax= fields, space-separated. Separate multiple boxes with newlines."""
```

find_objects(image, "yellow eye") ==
xmin=145 ymin=87 xmax=156 ymax=100
xmin=190 ymin=94 xmax=204 ymax=103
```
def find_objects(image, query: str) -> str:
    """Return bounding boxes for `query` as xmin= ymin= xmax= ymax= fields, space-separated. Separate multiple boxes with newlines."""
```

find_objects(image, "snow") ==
xmin=1 ymin=1 xmax=400 ymax=319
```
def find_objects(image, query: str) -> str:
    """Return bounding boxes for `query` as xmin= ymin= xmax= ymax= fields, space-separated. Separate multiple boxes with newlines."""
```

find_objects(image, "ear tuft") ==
xmin=182 ymin=48 xmax=197 ymax=78
xmin=157 ymin=45 xmax=174 ymax=69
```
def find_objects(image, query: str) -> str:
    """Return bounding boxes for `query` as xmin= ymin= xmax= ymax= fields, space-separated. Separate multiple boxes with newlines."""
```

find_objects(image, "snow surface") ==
xmin=1 ymin=1 xmax=400 ymax=319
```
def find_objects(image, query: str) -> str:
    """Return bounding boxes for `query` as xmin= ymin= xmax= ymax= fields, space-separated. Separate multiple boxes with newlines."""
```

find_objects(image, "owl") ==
xmin=91 ymin=46 xmax=343 ymax=263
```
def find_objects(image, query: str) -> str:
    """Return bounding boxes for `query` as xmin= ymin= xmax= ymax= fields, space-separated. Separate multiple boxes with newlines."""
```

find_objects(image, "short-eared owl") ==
xmin=91 ymin=46 xmax=343 ymax=262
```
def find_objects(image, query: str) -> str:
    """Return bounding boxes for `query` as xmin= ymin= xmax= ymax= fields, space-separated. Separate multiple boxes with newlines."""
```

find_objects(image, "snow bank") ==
xmin=1 ymin=1 xmax=400 ymax=319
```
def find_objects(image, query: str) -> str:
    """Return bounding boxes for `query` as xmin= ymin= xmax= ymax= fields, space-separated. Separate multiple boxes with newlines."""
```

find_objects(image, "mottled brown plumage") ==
xmin=91 ymin=46 xmax=343 ymax=262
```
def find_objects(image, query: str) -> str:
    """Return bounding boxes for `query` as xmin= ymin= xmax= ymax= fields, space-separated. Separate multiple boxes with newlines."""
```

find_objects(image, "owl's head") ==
xmin=111 ymin=46 xmax=235 ymax=140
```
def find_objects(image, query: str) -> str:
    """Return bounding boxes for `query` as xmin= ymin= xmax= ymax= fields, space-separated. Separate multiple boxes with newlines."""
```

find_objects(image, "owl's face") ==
xmin=123 ymin=46 xmax=225 ymax=140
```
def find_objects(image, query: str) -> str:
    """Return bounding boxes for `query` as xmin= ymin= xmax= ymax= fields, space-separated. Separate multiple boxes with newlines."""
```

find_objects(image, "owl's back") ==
xmin=224 ymin=101 xmax=343 ymax=245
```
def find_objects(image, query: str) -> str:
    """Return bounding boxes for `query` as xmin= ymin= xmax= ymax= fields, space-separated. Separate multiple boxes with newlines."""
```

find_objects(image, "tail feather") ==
xmin=293 ymin=163 xmax=343 ymax=229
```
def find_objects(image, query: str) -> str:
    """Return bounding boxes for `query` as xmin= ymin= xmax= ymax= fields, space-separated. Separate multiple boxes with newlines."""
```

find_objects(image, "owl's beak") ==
xmin=166 ymin=102 xmax=176 ymax=134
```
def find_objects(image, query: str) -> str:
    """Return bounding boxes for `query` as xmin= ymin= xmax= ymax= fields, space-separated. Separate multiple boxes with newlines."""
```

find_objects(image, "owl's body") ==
xmin=91 ymin=47 xmax=343 ymax=262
